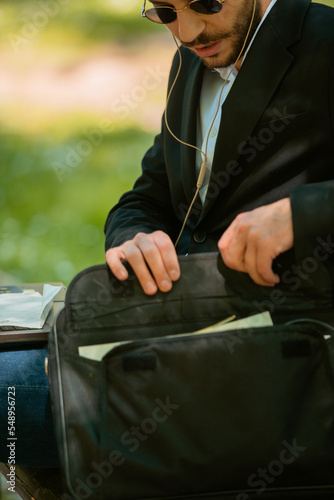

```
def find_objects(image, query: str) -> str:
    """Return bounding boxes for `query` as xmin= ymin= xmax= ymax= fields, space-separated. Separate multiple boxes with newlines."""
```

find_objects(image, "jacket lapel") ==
xmin=199 ymin=0 xmax=311 ymax=220
xmin=179 ymin=57 xmax=204 ymax=204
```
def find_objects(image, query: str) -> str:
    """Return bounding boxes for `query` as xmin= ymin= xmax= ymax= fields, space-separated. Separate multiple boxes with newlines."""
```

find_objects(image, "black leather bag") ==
xmin=48 ymin=253 xmax=334 ymax=500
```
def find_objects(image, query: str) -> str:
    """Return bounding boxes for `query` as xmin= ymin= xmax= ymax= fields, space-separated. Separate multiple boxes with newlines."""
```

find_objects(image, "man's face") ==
xmin=160 ymin=0 xmax=263 ymax=69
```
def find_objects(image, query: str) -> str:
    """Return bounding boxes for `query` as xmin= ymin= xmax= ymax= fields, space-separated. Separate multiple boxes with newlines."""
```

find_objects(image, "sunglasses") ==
xmin=141 ymin=0 xmax=225 ymax=24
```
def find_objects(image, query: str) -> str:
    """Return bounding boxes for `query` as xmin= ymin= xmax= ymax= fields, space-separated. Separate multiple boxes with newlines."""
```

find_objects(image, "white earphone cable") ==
xmin=164 ymin=0 xmax=258 ymax=248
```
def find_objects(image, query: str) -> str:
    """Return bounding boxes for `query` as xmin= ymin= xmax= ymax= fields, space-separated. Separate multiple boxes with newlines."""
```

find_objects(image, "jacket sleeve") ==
xmin=290 ymin=181 xmax=334 ymax=262
xmin=289 ymin=60 xmax=334 ymax=267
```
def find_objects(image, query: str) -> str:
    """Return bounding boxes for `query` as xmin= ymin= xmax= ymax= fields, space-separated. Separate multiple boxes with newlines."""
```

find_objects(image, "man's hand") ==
xmin=218 ymin=198 xmax=294 ymax=287
xmin=105 ymin=231 xmax=180 ymax=295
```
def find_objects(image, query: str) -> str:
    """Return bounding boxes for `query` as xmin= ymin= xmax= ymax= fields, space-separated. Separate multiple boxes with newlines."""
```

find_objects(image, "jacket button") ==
xmin=193 ymin=230 xmax=206 ymax=243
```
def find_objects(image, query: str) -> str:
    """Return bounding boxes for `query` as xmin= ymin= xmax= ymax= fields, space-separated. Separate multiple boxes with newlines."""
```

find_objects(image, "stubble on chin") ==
xmin=183 ymin=37 xmax=235 ymax=70
xmin=191 ymin=1 xmax=262 ymax=70
xmin=201 ymin=47 xmax=236 ymax=70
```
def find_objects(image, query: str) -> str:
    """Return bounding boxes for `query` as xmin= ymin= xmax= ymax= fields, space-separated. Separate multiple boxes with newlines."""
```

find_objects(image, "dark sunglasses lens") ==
xmin=146 ymin=7 xmax=177 ymax=23
xmin=190 ymin=0 xmax=222 ymax=14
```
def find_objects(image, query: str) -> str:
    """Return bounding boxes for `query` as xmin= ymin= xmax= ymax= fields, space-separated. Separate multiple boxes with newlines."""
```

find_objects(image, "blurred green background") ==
xmin=1 ymin=0 xmax=334 ymax=286
xmin=1 ymin=0 xmax=174 ymax=286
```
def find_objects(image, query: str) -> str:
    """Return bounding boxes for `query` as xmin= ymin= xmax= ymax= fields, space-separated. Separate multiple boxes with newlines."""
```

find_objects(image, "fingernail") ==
xmin=146 ymin=282 xmax=157 ymax=294
xmin=170 ymin=270 xmax=180 ymax=281
xmin=118 ymin=269 xmax=127 ymax=279
xmin=160 ymin=280 xmax=172 ymax=292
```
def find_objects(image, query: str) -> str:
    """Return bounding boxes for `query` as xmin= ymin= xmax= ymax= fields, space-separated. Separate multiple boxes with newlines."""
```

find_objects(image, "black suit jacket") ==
xmin=105 ymin=0 xmax=334 ymax=298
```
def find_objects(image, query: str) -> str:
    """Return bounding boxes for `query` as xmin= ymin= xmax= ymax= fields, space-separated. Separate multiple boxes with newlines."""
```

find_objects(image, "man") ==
xmin=1 ymin=0 xmax=333 ymax=471
xmin=105 ymin=0 xmax=334 ymax=303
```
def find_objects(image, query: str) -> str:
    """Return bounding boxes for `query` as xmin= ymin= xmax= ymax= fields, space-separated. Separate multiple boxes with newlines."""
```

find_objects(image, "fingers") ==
xmin=218 ymin=213 xmax=248 ymax=274
xmin=106 ymin=247 xmax=129 ymax=280
xmin=123 ymin=238 xmax=160 ymax=295
xmin=218 ymin=199 xmax=293 ymax=287
xmin=243 ymin=235 xmax=280 ymax=286
xmin=219 ymin=225 xmax=280 ymax=286
xmin=105 ymin=231 xmax=180 ymax=295
xmin=151 ymin=231 xmax=181 ymax=283
xmin=125 ymin=232 xmax=175 ymax=294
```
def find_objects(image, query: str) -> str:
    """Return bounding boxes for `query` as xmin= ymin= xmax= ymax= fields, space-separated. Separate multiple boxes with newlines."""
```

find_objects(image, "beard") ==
xmin=181 ymin=0 xmax=262 ymax=69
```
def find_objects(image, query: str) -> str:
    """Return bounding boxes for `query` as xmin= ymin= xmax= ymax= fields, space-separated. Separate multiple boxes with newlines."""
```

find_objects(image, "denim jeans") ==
xmin=0 ymin=346 xmax=59 ymax=467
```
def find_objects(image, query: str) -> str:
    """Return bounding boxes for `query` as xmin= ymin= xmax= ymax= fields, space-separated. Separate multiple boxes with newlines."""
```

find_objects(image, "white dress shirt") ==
xmin=196 ymin=0 xmax=278 ymax=202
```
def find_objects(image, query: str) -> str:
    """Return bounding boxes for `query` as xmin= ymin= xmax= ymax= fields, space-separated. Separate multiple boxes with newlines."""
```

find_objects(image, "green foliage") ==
xmin=316 ymin=0 xmax=334 ymax=5
xmin=2 ymin=0 xmax=161 ymax=54
xmin=1 ymin=122 xmax=153 ymax=285
xmin=0 ymin=0 xmax=168 ymax=285
xmin=1 ymin=0 xmax=334 ymax=285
